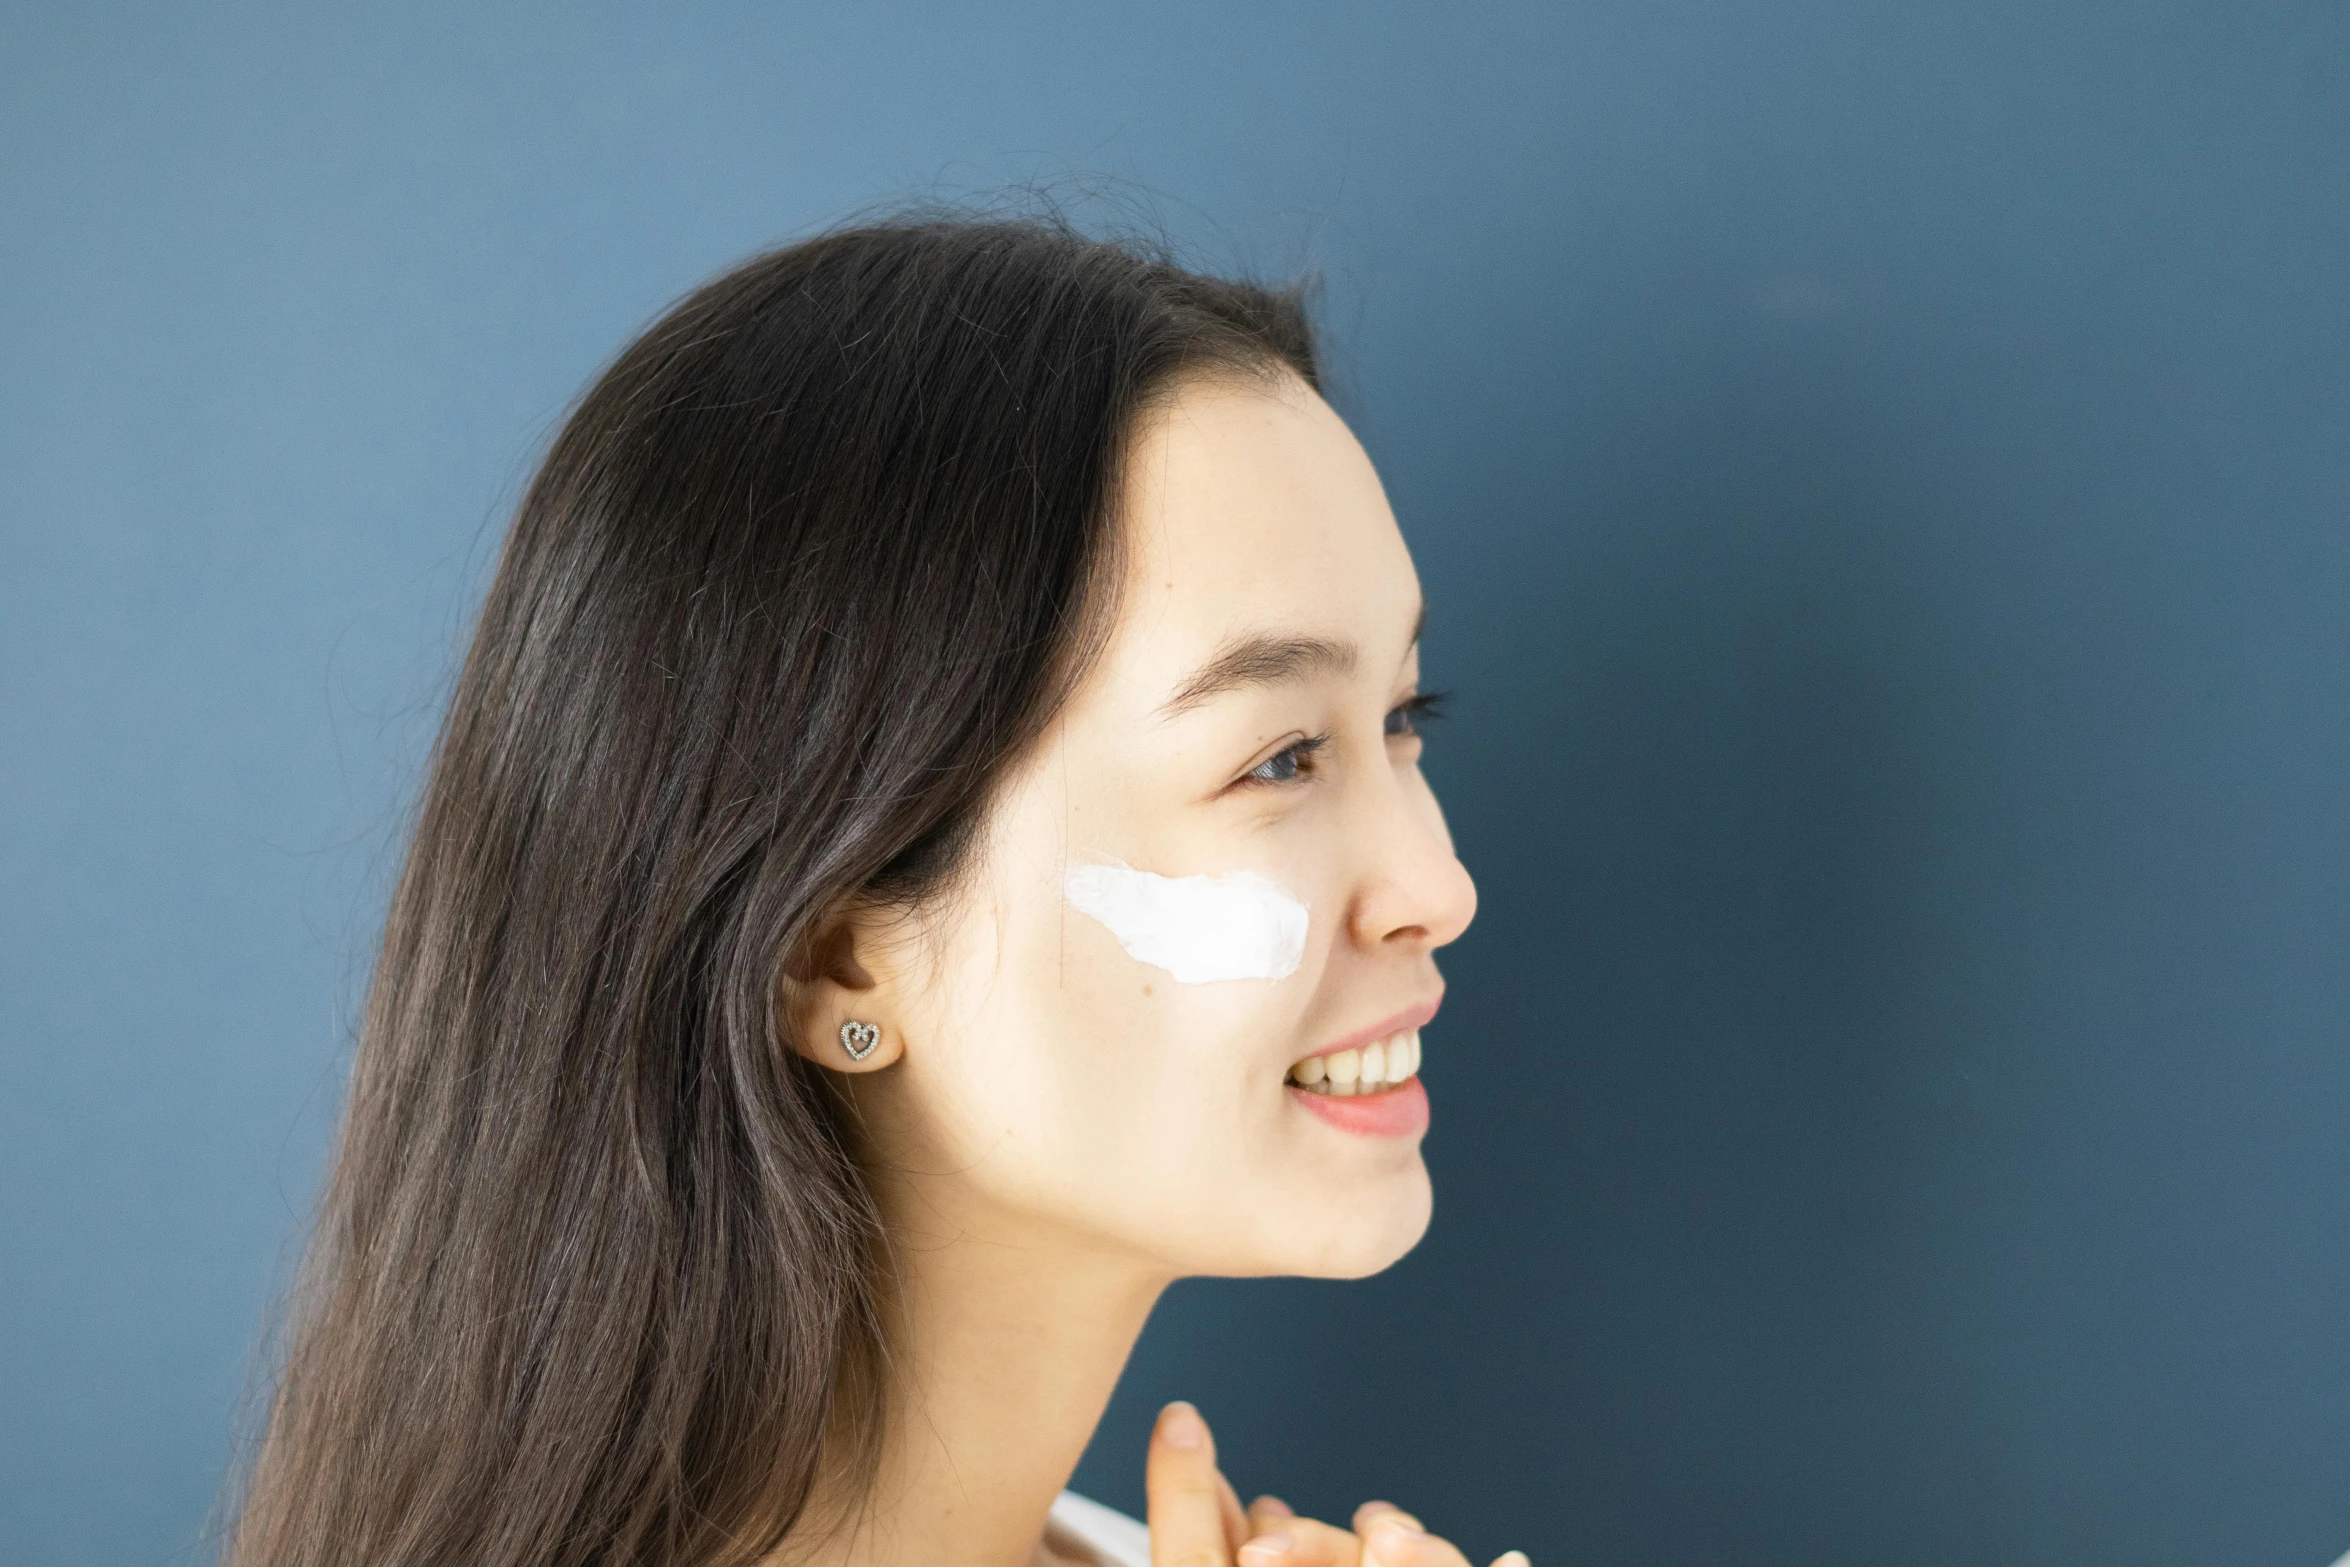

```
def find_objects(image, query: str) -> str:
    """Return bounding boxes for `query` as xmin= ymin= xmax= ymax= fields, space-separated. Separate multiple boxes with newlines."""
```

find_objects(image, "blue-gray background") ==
xmin=5 ymin=4 xmax=2347 ymax=1564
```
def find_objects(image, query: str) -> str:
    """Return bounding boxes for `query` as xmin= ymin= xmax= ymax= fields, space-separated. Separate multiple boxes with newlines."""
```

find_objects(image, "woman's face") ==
xmin=841 ymin=370 xmax=1477 ymax=1281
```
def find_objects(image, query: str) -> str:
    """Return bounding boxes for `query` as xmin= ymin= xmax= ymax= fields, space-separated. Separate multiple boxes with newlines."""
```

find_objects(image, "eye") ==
xmin=1385 ymin=690 xmax=1449 ymax=737
xmin=1244 ymin=732 xmax=1330 ymax=786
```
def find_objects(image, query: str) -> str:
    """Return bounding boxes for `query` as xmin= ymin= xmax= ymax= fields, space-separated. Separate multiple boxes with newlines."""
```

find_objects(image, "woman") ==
xmin=228 ymin=213 xmax=1518 ymax=1567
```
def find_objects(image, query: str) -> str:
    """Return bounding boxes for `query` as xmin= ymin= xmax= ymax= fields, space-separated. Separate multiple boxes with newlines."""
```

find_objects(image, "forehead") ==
xmin=1103 ymin=373 xmax=1421 ymax=694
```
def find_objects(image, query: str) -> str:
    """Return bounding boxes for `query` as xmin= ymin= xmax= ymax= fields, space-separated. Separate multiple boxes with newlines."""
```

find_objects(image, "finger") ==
xmin=1247 ymin=1494 xmax=1297 ymax=1536
xmin=1217 ymin=1466 xmax=1251 ymax=1550
xmin=1351 ymin=1502 xmax=1426 ymax=1537
xmin=1146 ymin=1402 xmax=1232 ymax=1567
xmin=1358 ymin=1511 xmax=1474 ymax=1567
xmin=1236 ymin=1516 xmax=1365 ymax=1567
xmin=1490 ymin=1554 xmax=1532 ymax=1567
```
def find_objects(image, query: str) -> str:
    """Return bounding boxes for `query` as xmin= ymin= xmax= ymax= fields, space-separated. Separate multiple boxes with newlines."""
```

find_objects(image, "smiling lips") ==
xmin=1287 ymin=1028 xmax=1420 ymax=1095
xmin=1284 ymin=1003 xmax=1438 ymax=1138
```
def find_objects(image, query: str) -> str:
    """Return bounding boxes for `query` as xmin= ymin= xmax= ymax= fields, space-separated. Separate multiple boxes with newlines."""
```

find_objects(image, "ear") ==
xmin=777 ymin=907 xmax=905 ymax=1074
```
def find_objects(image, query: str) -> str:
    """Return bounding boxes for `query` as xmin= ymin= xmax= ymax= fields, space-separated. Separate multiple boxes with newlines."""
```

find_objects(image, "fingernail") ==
xmin=1158 ymin=1401 xmax=1206 ymax=1448
xmin=1495 ymin=1553 xmax=1531 ymax=1567
xmin=1372 ymin=1514 xmax=1425 ymax=1541
xmin=1238 ymin=1533 xmax=1295 ymax=1560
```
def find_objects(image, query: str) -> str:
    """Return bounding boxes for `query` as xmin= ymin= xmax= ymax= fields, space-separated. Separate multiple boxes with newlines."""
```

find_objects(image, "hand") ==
xmin=1144 ymin=1400 xmax=1530 ymax=1567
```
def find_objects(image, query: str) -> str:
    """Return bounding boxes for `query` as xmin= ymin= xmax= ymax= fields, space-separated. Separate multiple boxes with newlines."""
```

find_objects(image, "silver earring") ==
xmin=839 ymin=1020 xmax=880 ymax=1061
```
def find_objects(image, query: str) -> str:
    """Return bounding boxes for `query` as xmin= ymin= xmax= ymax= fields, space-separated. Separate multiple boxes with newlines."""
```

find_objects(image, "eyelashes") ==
xmin=1386 ymin=690 xmax=1448 ymax=736
xmin=1241 ymin=690 xmax=1450 ymax=788
xmin=1245 ymin=734 xmax=1329 ymax=786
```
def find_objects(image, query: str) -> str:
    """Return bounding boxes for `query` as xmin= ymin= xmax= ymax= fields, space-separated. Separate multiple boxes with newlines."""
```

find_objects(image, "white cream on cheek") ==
xmin=1062 ymin=856 xmax=1308 ymax=984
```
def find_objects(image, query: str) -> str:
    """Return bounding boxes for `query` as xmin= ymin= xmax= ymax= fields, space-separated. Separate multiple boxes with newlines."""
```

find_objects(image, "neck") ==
xmin=782 ymin=1197 xmax=1170 ymax=1567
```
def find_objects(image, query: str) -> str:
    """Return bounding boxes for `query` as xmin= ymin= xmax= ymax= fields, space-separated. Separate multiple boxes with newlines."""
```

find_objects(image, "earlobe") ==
xmin=777 ymin=985 xmax=904 ymax=1074
xmin=777 ymin=910 xmax=901 ymax=1073
xmin=837 ymin=1019 xmax=882 ymax=1062
xmin=810 ymin=1013 xmax=902 ymax=1073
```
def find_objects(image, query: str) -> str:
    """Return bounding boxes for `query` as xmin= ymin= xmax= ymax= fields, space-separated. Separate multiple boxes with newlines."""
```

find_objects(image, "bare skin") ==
xmin=1148 ymin=1403 xmax=1528 ymax=1567
xmin=772 ymin=371 xmax=1516 ymax=1567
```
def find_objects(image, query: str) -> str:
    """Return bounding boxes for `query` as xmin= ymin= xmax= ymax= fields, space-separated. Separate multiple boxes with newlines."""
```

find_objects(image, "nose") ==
xmin=1343 ymin=764 xmax=1478 ymax=956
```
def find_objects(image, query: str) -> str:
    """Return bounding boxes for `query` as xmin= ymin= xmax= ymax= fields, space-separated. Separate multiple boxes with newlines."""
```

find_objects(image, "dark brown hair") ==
xmin=226 ymin=214 xmax=1316 ymax=1567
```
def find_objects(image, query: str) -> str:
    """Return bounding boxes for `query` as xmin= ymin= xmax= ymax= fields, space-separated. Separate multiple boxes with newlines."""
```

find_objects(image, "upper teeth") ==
xmin=1289 ymin=1029 xmax=1421 ymax=1095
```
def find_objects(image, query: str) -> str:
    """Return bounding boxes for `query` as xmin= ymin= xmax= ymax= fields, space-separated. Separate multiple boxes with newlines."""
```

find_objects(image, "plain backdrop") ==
xmin=5 ymin=4 xmax=2349 ymax=1565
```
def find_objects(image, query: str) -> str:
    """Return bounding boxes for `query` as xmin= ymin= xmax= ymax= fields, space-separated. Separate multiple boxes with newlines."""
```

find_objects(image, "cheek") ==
xmin=928 ymin=885 xmax=1297 ymax=1218
xmin=1021 ymin=934 xmax=1277 ymax=1153
xmin=901 ymin=872 xmax=1429 ymax=1278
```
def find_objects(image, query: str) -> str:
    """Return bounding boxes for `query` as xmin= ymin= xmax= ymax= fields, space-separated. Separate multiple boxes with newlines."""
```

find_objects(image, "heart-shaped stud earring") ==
xmin=838 ymin=1020 xmax=881 ymax=1062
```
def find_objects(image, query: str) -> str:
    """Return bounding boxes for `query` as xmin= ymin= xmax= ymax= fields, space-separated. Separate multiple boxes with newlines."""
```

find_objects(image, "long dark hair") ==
xmin=227 ymin=214 xmax=1317 ymax=1567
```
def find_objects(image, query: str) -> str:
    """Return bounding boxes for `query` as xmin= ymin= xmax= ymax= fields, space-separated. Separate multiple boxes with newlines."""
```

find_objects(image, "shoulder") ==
xmin=1044 ymin=1489 xmax=1151 ymax=1567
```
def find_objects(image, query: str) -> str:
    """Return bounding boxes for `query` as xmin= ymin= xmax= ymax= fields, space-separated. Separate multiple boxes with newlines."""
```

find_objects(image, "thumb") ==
xmin=1146 ymin=1402 xmax=1230 ymax=1567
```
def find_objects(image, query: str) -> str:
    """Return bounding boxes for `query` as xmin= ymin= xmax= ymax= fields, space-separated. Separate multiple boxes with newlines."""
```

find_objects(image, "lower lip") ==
xmin=1288 ymin=1076 xmax=1429 ymax=1138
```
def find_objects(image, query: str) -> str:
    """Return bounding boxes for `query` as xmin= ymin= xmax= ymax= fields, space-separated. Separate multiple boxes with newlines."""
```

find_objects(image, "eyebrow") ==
xmin=1155 ymin=602 xmax=1426 ymax=721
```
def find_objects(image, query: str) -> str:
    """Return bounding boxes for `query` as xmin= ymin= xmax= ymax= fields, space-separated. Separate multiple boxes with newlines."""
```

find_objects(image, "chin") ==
xmin=1276 ymin=1162 xmax=1435 ymax=1280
